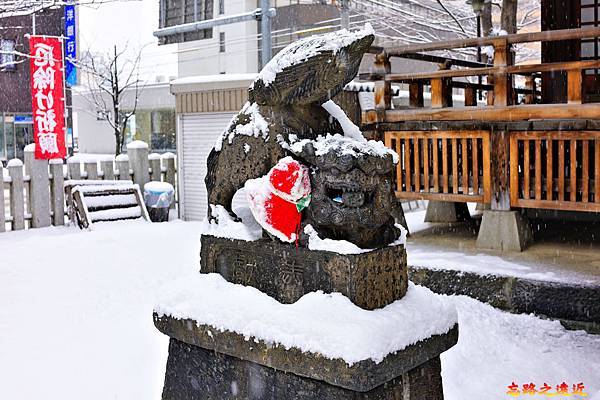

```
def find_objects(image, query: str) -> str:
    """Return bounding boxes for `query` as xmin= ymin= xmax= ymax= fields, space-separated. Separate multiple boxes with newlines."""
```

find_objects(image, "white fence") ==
xmin=1 ymin=141 xmax=176 ymax=232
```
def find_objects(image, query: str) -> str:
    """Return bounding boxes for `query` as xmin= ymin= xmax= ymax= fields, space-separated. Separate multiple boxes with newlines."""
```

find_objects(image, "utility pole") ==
xmin=340 ymin=0 xmax=349 ymax=29
xmin=261 ymin=0 xmax=272 ymax=66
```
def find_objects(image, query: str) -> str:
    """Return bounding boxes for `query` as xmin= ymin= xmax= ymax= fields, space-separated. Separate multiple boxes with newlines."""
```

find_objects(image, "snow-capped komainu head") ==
xmin=249 ymin=24 xmax=375 ymax=106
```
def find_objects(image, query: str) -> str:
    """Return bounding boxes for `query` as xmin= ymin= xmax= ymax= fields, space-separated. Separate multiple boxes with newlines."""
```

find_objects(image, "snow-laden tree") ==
xmin=78 ymin=45 xmax=144 ymax=155
xmin=348 ymin=0 xmax=540 ymax=63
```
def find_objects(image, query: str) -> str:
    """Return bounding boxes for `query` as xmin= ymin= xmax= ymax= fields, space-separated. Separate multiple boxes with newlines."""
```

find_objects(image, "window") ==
xmin=219 ymin=32 xmax=225 ymax=53
xmin=0 ymin=39 xmax=16 ymax=71
xmin=580 ymin=1 xmax=599 ymax=73
xmin=219 ymin=0 xmax=224 ymax=15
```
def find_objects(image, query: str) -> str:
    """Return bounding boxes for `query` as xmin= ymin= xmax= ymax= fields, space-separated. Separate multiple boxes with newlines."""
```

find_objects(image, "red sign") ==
xmin=29 ymin=36 xmax=66 ymax=159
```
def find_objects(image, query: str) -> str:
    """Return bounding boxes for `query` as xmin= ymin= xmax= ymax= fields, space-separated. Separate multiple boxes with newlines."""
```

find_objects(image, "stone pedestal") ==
xmin=476 ymin=210 xmax=533 ymax=251
xmin=155 ymin=314 xmax=458 ymax=400
xmin=200 ymin=236 xmax=408 ymax=310
xmin=155 ymin=235 xmax=457 ymax=400
xmin=424 ymin=201 xmax=470 ymax=223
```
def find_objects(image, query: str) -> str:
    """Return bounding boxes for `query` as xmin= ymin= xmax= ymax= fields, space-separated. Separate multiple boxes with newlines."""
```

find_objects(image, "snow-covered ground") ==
xmin=1 ymin=220 xmax=599 ymax=399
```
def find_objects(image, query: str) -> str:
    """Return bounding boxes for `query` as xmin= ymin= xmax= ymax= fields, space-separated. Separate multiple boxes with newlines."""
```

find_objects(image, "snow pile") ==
xmin=442 ymin=295 xmax=600 ymax=400
xmin=74 ymin=183 xmax=139 ymax=194
xmin=199 ymin=204 xmax=262 ymax=241
xmin=85 ymin=194 xmax=137 ymax=208
xmin=304 ymin=224 xmax=371 ymax=254
xmin=215 ymin=102 xmax=269 ymax=151
xmin=155 ymin=274 xmax=458 ymax=365
xmin=161 ymin=152 xmax=175 ymax=160
xmin=253 ymin=23 xmax=374 ymax=87
xmin=304 ymin=223 xmax=406 ymax=253
xmin=24 ymin=143 xmax=36 ymax=152
xmin=127 ymin=140 xmax=149 ymax=150
xmin=115 ymin=153 xmax=129 ymax=162
xmin=289 ymin=133 xmax=399 ymax=163
xmin=144 ymin=181 xmax=174 ymax=193
xmin=322 ymin=100 xmax=365 ymax=142
xmin=89 ymin=206 xmax=143 ymax=221
xmin=6 ymin=158 xmax=23 ymax=167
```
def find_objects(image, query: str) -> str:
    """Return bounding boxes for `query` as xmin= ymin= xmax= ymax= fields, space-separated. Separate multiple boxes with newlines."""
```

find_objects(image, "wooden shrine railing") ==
xmin=362 ymin=26 xmax=600 ymax=124
xmin=510 ymin=131 xmax=600 ymax=212
xmin=385 ymin=131 xmax=491 ymax=203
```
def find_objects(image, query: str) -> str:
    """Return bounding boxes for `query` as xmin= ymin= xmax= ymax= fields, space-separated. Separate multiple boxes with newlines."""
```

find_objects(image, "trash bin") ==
xmin=144 ymin=181 xmax=174 ymax=222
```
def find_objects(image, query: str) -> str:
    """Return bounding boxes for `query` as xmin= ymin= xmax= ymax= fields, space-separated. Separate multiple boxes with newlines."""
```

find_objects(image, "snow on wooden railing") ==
xmin=1 ymin=140 xmax=177 ymax=233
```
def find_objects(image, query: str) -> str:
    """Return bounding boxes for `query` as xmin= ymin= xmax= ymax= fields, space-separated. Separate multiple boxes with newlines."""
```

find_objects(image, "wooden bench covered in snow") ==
xmin=65 ymin=180 xmax=149 ymax=229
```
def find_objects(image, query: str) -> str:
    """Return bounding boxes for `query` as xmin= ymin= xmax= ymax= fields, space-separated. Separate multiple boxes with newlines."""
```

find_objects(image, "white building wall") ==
xmin=177 ymin=0 xmax=259 ymax=77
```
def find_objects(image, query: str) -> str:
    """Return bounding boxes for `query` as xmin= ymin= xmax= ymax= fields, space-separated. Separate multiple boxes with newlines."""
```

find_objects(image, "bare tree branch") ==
xmin=77 ymin=44 xmax=146 ymax=154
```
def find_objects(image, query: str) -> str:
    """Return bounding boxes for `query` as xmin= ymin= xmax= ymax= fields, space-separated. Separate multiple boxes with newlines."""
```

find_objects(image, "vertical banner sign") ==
xmin=64 ymin=4 xmax=77 ymax=86
xmin=29 ymin=36 xmax=67 ymax=159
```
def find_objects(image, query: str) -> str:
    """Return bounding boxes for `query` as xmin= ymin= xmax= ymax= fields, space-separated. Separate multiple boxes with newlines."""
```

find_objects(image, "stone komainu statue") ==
xmin=205 ymin=25 xmax=407 ymax=248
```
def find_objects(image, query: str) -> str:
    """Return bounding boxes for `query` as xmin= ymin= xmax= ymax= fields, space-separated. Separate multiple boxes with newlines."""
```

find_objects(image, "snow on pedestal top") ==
xmin=154 ymin=273 xmax=458 ymax=366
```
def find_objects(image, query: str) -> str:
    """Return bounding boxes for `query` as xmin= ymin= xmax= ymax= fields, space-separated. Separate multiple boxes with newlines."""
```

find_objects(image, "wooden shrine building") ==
xmin=361 ymin=0 xmax=600 ymax=251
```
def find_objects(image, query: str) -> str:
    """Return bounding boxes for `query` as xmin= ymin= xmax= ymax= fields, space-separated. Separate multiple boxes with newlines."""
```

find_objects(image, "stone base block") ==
xmin=162 ymin=339 xmax=445 ymax=400
xmin=476 ymin=210 xmax=533 ymax=252
xmin=200 ymin=235 xmax=408 ymax=310
xmin=155 ymin=312 xmax=458 ymax=400
xmin=424 ymin=201 xmax=470 ymax=223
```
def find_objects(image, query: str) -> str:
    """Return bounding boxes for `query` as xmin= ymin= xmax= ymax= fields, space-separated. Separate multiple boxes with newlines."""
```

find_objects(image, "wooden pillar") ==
xmin=8 ymin=159 xmax=25 ymax=230
xmin=431 ymin=61 xmax=452 ymax=109
xmin=67 ymin=160 xmax=81 ymax=180
xmin=567 ymin=69 xmax=583 ymax=105
xmin=464 ymin=86 xmax=477 ymax=106
xmin=162 ymin=153 xmax=177 ymax=209
xmin=49 ymin=159 xmax=65 ymax=226
xmin=493 ymin=39 xmax=512 ymax=107
xmin=116 ymin=154 xmax=131 ymax=181
xmin=127 ymin=141 xmax=150 ymax=191
xmin=149 ymin=153 xmax=162 ymax=182
xmin=524 ymin=75 xmax=536 ymax=104
xmin=373 ymin=52 xmax=391 ymax=122
xmin=101 ymin=160 xmax=115 ymax=180
xmin=25 ymin=146 xmax=51 ymax=228
xmin=409 ymin=82 xmax=424 ymax=108
xmin=84 ymin=162 xmax=99 ymax=180
xmin=490 ymin=128 xmax=511 ymax=210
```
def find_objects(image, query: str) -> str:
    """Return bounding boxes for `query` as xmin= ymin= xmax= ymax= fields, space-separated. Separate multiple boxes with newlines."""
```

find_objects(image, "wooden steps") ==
xmin=65 ymin=180 xmax=149 ymax=229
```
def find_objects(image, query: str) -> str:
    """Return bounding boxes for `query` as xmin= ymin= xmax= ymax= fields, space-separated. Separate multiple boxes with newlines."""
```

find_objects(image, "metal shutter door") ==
xmin=180 ymin=112 xmax=234 ymax=221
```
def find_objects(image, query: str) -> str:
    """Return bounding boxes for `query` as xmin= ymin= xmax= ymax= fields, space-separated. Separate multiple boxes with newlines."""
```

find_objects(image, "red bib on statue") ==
xmin=245 ymin=157 xmax=311 ymax=242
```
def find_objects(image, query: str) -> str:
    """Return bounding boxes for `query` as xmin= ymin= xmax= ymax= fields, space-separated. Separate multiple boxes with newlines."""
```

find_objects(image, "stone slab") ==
xmin=200 ymin=235 xmax=408 ymax=310
xmin=161 ymin=338 xmax=446 ymax=400
xmin=408 ymin=266 xmax=600 ymax=327
xmin=154 ymin=313 xmax=459 ymax=393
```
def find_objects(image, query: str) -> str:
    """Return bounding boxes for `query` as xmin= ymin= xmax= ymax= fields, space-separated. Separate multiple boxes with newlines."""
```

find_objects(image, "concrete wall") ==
xmin=73 ymin=82 xmax=175 ymax=154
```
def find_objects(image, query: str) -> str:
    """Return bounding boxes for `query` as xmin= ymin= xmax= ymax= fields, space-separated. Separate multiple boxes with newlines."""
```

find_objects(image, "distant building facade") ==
xmin=0 ymin=7 xmax=68 ymax=162
xmin=72 ymin=80 xmax=176 ymax=155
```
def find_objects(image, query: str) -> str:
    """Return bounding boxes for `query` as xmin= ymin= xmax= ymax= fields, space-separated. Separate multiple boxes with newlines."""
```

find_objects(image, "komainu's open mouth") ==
xmin=326 ymin=185 xmax=374 ymax=208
